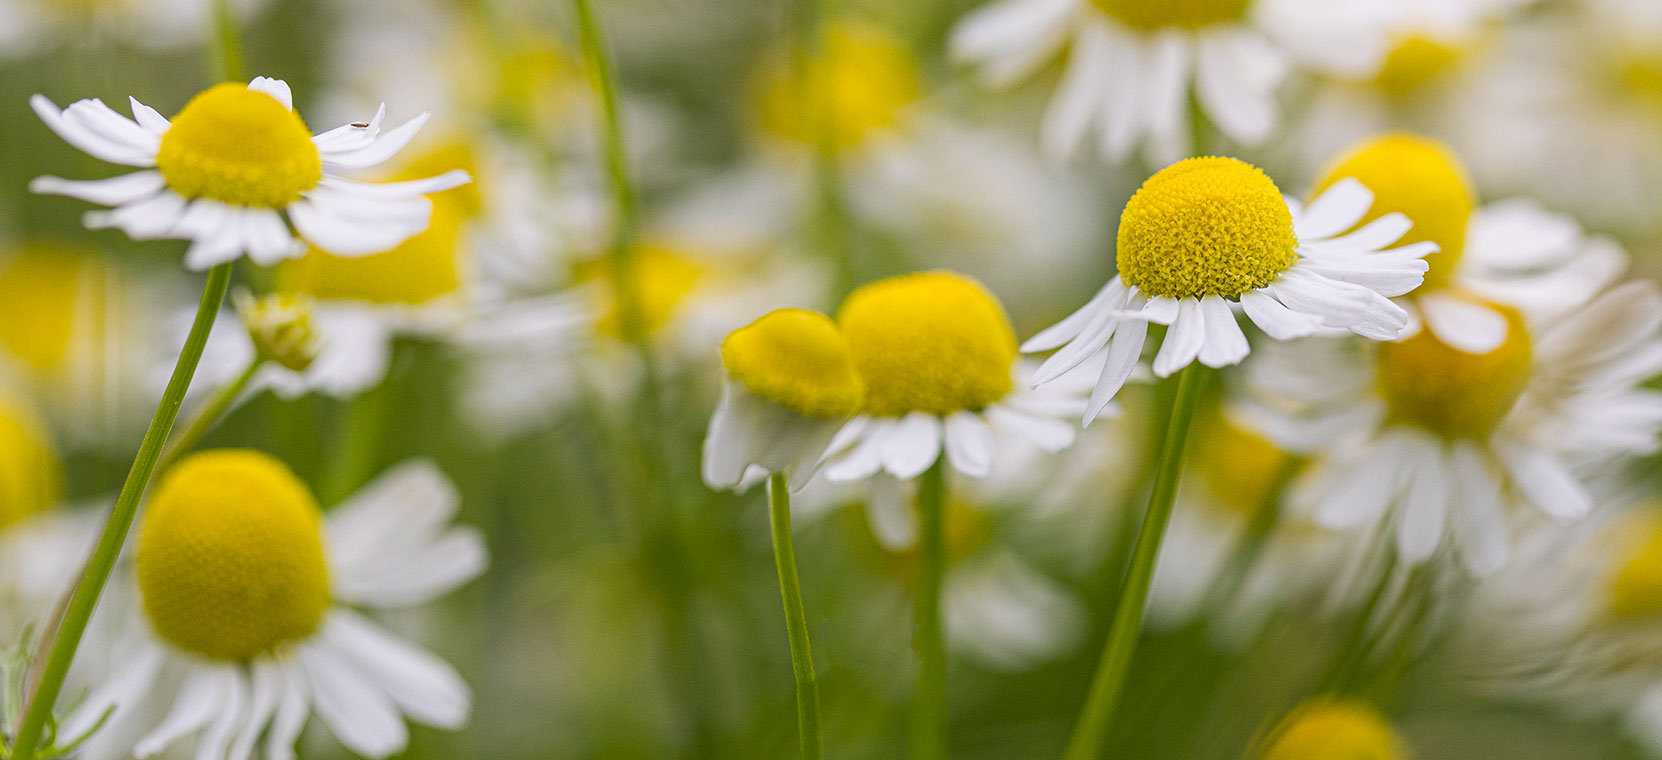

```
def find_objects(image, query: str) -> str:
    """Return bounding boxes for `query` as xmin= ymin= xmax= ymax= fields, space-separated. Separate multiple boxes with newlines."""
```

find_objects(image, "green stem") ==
xmin=912 ymin=460 xmax=948 ymax=760
xmin=10 ymin=264 xmax=232 ymax=760
xmin=211 ymin=0 xmax=247 ymax=82
xmin=792 ymin=0 xmax=857 ymax=297
xmin=1320 ymin=542 xmax=1400 ymax=694
xmin=1061 ymin=363 xmax=1207 ymax=760
xmin=768 ymin=474 xmax=824 ymax=760
xmin=321 ymin=378 xmax=391 ymax=506
xmin=157 ymin=358 xmax=263 ymax=475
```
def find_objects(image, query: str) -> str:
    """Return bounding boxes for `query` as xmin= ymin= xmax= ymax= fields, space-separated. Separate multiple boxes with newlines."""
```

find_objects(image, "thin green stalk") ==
xmin=1061 ymin=363 xmax=1207 ymax=760
xmin=321 ymin=379 xmax=391 ymax=506
xmin=768 ymin=474 xmax=824 ymax=760
xmin=157 ymin=358 xmax=263 ymax=474
xmin=912 ymin=460 xmax=948 ymax=760
xmin=1320 ymin=542 xmax=1400 ymax=694
xmin=792 ymin=0 xmax=857 ymax=297
xmin=10 ymin=264 xmax=232 ymax=760
xmin=210 ymin=0 xmax=247 ymax=82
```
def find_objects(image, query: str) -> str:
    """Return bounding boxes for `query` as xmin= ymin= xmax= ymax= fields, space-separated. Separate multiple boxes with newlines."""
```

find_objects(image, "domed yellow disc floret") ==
xmin=838 ymin=271 xmax=1017 ymax=418
xmin=1116 ymin=157 xmax=1298 ymax=300
xmin=1605 ymin=510 xmax=1662 ymax=621
xmin=138 ymin=450 xmax=330 ymax=662
xmin=1314 ymin=133 xmax=1475 ymax=291
xmin=722 ymin=309 xmax=865 ymax=419
xmin=0 ymin=398 xmax=62 ymax=534
xmin=1192 ymin=411 xmax=1294 ymax=520
xmin=1376 ymin=300 xmax=1531 ymax=440
xmin=1091 ymin=0 xmax=1250 ymax=31
xmin=1374 ymin=36 xmax=1465 ymax=98
xmin=758 ymin=21 xmax=922 ymax=150
xmin=1261 ymin=699 xmax=1408 ymax=760
xmin=156 ymin=83 xmax=323 ymax=208
xmin=0 ymin=244 xmax=106 ymax=372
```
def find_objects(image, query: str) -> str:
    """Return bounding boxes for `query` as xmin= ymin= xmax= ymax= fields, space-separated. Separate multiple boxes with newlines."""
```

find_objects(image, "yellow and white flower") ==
xmin=1244 ymin=281 xmax=1662 ymax=573
xmin=31 ymin=77 xmax=469 ymax=270
xmin=64 ymin=452 xmax=486 ymax=760
xmin=1257 ymin=698 xmax=1410 ymax=760
xmin=949 ymin=0 xmax=1390 ymax=162
xmin=1027 ymin=156 xmax=1434 ymax=423
xmin=702 ymin=308 xmax=865 ymax=492
xmin=820 ymin=271 xmax=1094 ymax=488
xmin=1313 ymin=132 xmax=1625 ymax=354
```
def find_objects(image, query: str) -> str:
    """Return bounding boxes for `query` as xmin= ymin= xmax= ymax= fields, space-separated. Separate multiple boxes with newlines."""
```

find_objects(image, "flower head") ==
xmin=758 ymin=21 xmax=922 ymax=150
xmin=1260 ymin=699 xmax=1408 ymax=760
xmin=703 ymin=308 xmax=864 ymax=492
xmin=31 ymin=77 xmax=469 ymax=270
xmin=235 ymin=290 xmax=322 ymax=373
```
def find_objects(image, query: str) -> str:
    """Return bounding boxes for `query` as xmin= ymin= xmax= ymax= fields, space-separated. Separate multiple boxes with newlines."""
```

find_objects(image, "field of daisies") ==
xmin=5 ymin=0 xmax=1662 ymax=757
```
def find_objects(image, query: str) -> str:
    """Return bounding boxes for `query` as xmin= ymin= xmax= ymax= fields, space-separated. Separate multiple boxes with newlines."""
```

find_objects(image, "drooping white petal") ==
xmin=1240 ymin=289 xmax=1324 ymax=340
xmin=1041 ymin=19 xmax=1113 ymax=159
xmin=322 ymin=610 xmax=472 ymax=728
xmin=880 ymin=412 xmax=944 ymax=480
xmin=30 ymin=171 xmax=165 ymax=205
xmin=229 ymin=659 xmax=284 ymax=760
xmin=1193 ymin=30 xmax=1284 ymax=146
xmin=1495 ymin=443 xmax=1590 ymax=521
xmin=1449 ymin=442 xmax=1508 ymax=575
xmin=1293 ymin=177 xmax=1373 ymax=240
xmin=318 ymin=113 xmax=432 ymax=170
xmin=1086 ymin=314 xmax=1146 ymax=425
xmin=84 ymin=190 xmax=189 ymax=239
xmin=1022 ymin=278 xmax=1126 ymax=353
xmin=1196 ymin=294 xmax=1249 ymax=368
xmin=32 ymin=95 xmax=160 ymax=166
xmin=1152 ymin=297 xmax=1205 ymax=377
xmin=135 ymin=666 xmax=232 ymax=757
xmin=247 ymin=77 xmax=294 ymax=110
xmin=943 ymin=410 xmax=996 ymax=478
xmin=298 ymin=642 xmax=410 ymax=758
xmin=1396 ymin=435 xmax=1448 ymax=563
xmin=1421 ymin=293 xmax=1510 ymax=354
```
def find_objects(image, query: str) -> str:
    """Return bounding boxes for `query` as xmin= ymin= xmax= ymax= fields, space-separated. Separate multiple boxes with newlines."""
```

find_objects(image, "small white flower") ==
xmin=30 ymin=77 xmax=469 ymax=270
xmin=949 ymin=0 xmax=1390 ymax=162
xmin=1028 ymin=157 xmax=1433 ymax=423
xmin=66 ymin=454 xmax=487 ymax=760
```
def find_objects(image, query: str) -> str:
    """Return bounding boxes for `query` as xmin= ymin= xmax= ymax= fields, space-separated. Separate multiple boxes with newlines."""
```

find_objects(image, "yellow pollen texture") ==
xmin=838 ymin=271 xmax=1017 ymax=418
xmin=1376 ymin=300 xmax=1531 ymax=440
xmin=1606 ymin=511 xmax=1662 ymax=621
xmin=0 ymin=399 xmax=62 ymax=534
xmin=758 ymin=21 xmax=923 ymax=150
xmin=1091 ymin=0 xmax=1251 ymax=30
xmin=0 ymin=245 xmax=104 ymax=372
xmin=1116 ymin=157 xmax=1298 ymax=300
xmin=138 ymin=450 xmax=331 ymax=662
xmin=1192 ymin=412 xmax=1293 ymax=520
xmin=1314 ymin=133 xmax=1475 ymax=291
xmin=721 ymin=308 xmax=865 ymax=419
xmin=1261 ymin=699 xmax=1408 ymax=760
xmin=156 ymin=83 xmax=323 ymax=208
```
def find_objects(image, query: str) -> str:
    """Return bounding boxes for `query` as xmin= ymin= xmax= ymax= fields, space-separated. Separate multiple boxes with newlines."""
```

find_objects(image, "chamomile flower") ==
xmin=702 ymin=309 xmax=865 ymax=492
xmin=30 ymin=77 xmax=469 ymax=270
xmin=1258 ymin=698 xmax=1410 ymax=760
xmin=1312 ymin=132 xmax=1625 ymax=354
xmin=948 ymin=0 xmax=1390 ymax=162
xmin=819 ymin=271 xmax=1092 ymax=490
xmin=64 ymin=452 xmax=486 ymax=760
xmin=1245 ymin=281 xmax=1662 ymax=573
xmin=1027 ymin=156 xmax=1434 ymax=423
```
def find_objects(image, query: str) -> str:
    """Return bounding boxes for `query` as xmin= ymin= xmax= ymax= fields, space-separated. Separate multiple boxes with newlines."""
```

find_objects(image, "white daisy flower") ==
xmin=29 ymin=77 xmax=469 ymax=271
xmin=819 ymin=271 xmax=1094 ymax=492
xmin=1311 ymin=132 xmax=1626 ymax=355
xmin=948 ymin=0 xmax=1391 ymax=162
xmin=1456 ymin=506 xmax=1662 ymax=755
xmin=1244 ymin=281 xmax=1662 ymax=574
xmin=703 ymin=309 xmax=865 ymax=492
xmin=63 ymin=452 xmax=487 ymax=760
xmin=1027 ymin=156 xmax=1435 ymax=423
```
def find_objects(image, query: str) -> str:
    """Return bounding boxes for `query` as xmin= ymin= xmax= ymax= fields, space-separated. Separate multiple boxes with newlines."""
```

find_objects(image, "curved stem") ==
xmin=768 ymin=474 xmax=823 ymax=760
xmin=1061 ymin=363 xmax=1207 ymax=760
xmin=10 ymin=263 xmax=232 ymax=760
xmin=157 ymin=357 xmax=262 ymax=475
xmin=912 ymin=460 xmax=948 ymax=760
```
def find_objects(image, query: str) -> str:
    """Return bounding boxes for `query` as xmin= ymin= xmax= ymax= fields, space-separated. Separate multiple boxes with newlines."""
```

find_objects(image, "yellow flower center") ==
xmin=577 ymin=243 xmax=708 ymax=338
xmin=0 ymin=244 xmax=105 ymax=372
xmin=0 ymin=398 xmax=62 ymax=534
xmin=156 ymin=83 xmax=322 ymax=208
xmin=1374 ymin=35 xmax=1465 ymax=97
xmin=236 ymin=291 xmax=320 ymax=372
xmin=280 ymin=143 xmax=477 ymax=305
xmin=1375 ymin=299 xmax=1531 ymax=440
xmin=488 ymin=33 xmax=583 ymax=133
xmin=1192 ymin=412 xmax=1293 ymax=520
xmin=1313 ymin=133 xmax=1475 ymax=292
xmin=1091 ymin=0 xmax=1251 ymax=30
xmin=137 ymin=450 xmax=330 ymax=662
xmin=1606 ymin=511 xmax=1662 ymax=621
xmin=1261 ymin=699 xmax=1408 ymax=760
xmin=838 ymin=271 xmax=1016 ymax=418
xmin=1116 ymin=157 xmax=1298 ymax=300
xmin=758 ymin=21 xmax=923 ymax=150
xmin=721 ymin=309 xmax=865 ymax=419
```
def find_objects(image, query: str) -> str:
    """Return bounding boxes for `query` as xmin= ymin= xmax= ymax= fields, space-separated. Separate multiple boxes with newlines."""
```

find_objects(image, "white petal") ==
xmin=318 ymin=113 xmax=432 ymax=170
xmin=866 ymin=474 xmax=917 ymax=550
xmin=1086 ymin=315 xmax=1146 ymax=425
xmin=85 ymin=189 xmax=190 ymax=239
xmin=129 ymin=96 xmax=170 ymax=133
xmin=1396 ymin=436 xmax=1448 ymax=563
xmin=1193 ymin=31 xmax=1284 ymax=145
xmin=943 ymin=411 xmax=996 ymax=478
xmin=987 ymin=405 xmax=1076 ymax=451
xmin=248 ymin=77 xmax=293 ymax=110
xmin=230 ymin=660 xmax=284 ymax=760
xmin=1196 ymin=294 xmax=1249 ymax=368
xmin=265 ymin=665 xmax=310 ymax=760
xmin=1294 ymin=177 xmax=1372 ymax=240
xmin=1022 ymin=278 xmax=1126 ymax=353
xmin=1421 ymin=293 xmax=1509 ymax=354
xmin=1449 ymin=442 xmax=1508 ymax=575
xmin=317 ymin=171 xmax=472 ymax=200
xmin=135 ymin=666 xmax=230 ymax=757
xmin=880 ymin=412 xmax=944 ymax=480
xmin=289 ymin=191 xmax=433 ymax=256
xmin=1240 ymin=289 xmax=1323 ymax=341
xmin=701 ymin=381 xmax=753 ymax=490
xmin=193 ymin=668 xmax=248 ymax=760
xmin=1152 ymin=298 xmax=1205 ymax=377
xmin=299 ymin=642 xmax=410 ymax=757
xmin=1040 ymin=20 xmax=1112 ymax=160
xmin=30 ymin=170 xmax=165 ymax=205
xmin=1495 ymin=443 xmax=1590 ymax=521
xmin=323 ymin=610 xmax=471 ymax=728
xmin=31 ymin=95 xmax=159 ymax=166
